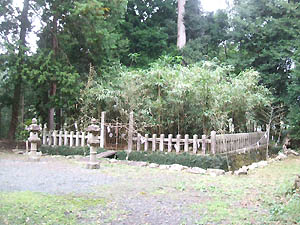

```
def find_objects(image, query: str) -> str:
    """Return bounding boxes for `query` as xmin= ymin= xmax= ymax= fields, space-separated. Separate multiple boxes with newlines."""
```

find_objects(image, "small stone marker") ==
xmin=86 ymin=118 xmax=100 ymax=169
xmin=28 ymin=118 xmax=42 ymax=161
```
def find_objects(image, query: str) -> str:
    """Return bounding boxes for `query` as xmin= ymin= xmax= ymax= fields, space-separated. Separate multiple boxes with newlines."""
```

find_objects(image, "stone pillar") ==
xmin=86 ymin=118 xmax=100 ymax=169
xmin=28 ymin=118 xmax=42 ymax=161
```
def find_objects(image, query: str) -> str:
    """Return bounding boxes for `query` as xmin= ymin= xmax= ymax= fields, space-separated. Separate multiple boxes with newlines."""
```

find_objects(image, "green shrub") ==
xmin=116 ymin=151 xmax=230 ymax=170
xmin=39 ymin=145 xmax=106 ymax=156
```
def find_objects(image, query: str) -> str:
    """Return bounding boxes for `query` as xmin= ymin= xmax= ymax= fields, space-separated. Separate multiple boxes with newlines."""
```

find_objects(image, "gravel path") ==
xmin=0 ymin=153 xmax=204 ymax=224
xmin=0 ymin=156 xmax=116 ymax=194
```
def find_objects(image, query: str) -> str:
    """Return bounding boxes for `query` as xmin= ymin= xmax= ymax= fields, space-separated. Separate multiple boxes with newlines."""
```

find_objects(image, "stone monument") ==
xmin=28 ymin=118 xmax=42 ymax=161
xmin=86 ymin=118 xmax=100 ymax=169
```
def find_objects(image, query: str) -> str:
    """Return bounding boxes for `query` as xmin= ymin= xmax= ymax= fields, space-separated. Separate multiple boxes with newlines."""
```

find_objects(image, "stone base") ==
xmin=86 ymin=162 xmax=100 ymax=169
xmin=27 ymin=151 xmax=42 ymax=162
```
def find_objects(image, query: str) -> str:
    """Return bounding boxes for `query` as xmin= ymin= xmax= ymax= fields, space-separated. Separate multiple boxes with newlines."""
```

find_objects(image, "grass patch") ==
xmin=39 ymin=145 xmax=106 ymax=156
xmin=0 ymin=191 xmax=106 ymax=225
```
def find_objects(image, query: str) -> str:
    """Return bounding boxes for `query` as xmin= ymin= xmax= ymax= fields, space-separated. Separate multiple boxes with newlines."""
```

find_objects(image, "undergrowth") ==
xmin=116 ymin=151 xmax=230 ymax=170
xmin=39 ymin=145 xmax=106 ymax=156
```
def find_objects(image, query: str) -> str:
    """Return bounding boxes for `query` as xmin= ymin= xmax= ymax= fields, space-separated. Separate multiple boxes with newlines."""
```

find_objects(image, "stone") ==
xmin=186 ymin=167 xmax=206 ymax=174
xmin=206 ymin=168 xmax=225 ymax=176
xmin=149 ymin=163 xmax=159 ymax=168
xmin=285 ymin=149 xmax=299 ymax=156
xmin=225 ymin=171 xmax=233 ymax=175
xmin=86 ymin=162 xmax=100 ymax=169
xmin=234 ymin=169 xmax=248 ymax=175
xmin=109 ymin=159 xmax=118 ymax=163
xmin=276 ymin=153 xmax=287 ymax=161
xmin=257 ymin=161 xmax=268 ymax=168
xmin=169 ymin=164 xmax=184 ymax=171
xmin=234 ymin=166 xmax=248 ymax=175
xmin=159 ymin=165 xmax=171 ymax=170
xmin=248 ymin=164 xmax=258 ymax=170
xmin=97 ymin=150 xmax=116 ymax=158
xmin=132 ymin=161 xmax=148 ymax=167
xmin=66 ymin=155 xmax=74 ymax=159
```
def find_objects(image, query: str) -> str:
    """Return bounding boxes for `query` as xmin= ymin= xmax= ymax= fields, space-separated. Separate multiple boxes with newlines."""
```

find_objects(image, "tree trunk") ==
xmin=48 ymin=13 xmax=58 ymax=130
xmin=177 ymin=0 xmax=186 ymax=49
xmin=7 ymin=0 xmax=29 ymax=140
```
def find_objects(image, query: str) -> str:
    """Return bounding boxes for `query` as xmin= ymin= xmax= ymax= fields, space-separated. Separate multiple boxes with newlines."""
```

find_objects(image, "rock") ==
xmin=97 ymin=150 xmax=116 ymax=158
xmin=285 ymin=149 xmax=299 ymax=156
xmin=257 ymin=161 xmax=268 ymax=168
xmin=276 ymin=153 xmax=287 ymax=161
xmin=234 ymin=167 xmax=248 ymax=175
xmin=12 ymin=149 xmax=25 ymax=154
xmin=159 ymin=165 xmax=170 ymax=170
xmin=248 ymin=163 xmax=258 ymax=170
xmin=109 ymin=159 xmax=118 ymax=163
xmin=149 ymin=163 xmax=159 ymax=168
xmin=225 ymin=171 xmax=233 ymax=175
xmin=66 ymin=155 xmax=74 ymax=159
xmin=169 ymin=164 xmax=184 ymax=171
xmin=234 ymin=169 xmax=248 ymax=175
xmin=186 ymin=167 xmax=206 ymax=174
xmin=206 ymin=168 xmax=225 ymax=176
xmin=268 ymin=158 xmax=276 ymax=163
xmin=134 ymin=161 xmax=149 ymax=167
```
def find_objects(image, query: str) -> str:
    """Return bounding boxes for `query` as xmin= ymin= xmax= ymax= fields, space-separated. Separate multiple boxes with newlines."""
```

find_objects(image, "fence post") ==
xmin=168 ymin=134 xmax=172 ymax=152
xmin=137 ymin=133 xmax=141 ymax=151
xmin=53 ymin=130 xmax=57 ymax=146
xmin=64 ymin=130 xmax=68 ymax=146
xmin=176 ymin=134 xmax=181 ymax=153
xmin=193 ymin=134 xmax=198 ymax=154
xmin=152 ymin=134 xmax=157 ymax=151
xmin=58 ymin=130 xmax=63 ymax=146
xmin=75 ymin=131 xmax=80 ymax=147
xmin=184 ymin=134 xmax=189 ymax=152
xmin=70 ymin=131 xmax=74 ymax=147
xmin=100 ymin=111 xmax=106 ymax=148
xmin=211 ymin=131 xmax=216 ymax=155
xmin=128 ymin=111 xmax=134 ymax=151
xmin=160 ymin=134 xmax=164 ymax=151
xmin=202 ymin=134 xmax=206 ymax=155
xmin=42 ymin=124 xmax=47 ymax=145
xmin=144 ymin=134 xmax=149 ymax=151
xmin=81 ymin=132 xmax=86 ymax=147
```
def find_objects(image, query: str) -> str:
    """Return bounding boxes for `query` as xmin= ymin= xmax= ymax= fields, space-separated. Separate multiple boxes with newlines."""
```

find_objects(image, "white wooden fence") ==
xmin=41 ymin=128 xmax=268 ymax=155
xmin=41 ymin=111 xmax=269 ymax=155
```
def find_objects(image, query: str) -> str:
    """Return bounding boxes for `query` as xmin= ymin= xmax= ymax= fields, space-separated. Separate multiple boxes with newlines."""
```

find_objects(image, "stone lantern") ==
xmin=28 ymin=118 xmax=42 ymax=161
xmin=86 ymin=118 xmax=100 ymax=169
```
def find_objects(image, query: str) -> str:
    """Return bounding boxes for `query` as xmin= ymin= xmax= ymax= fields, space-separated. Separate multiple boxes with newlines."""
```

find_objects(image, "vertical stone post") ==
xmin=86 ymin=118 xmax=100 ymax=169
xmin=100 ymin=111 xmax=106 ymax=148
xmin=184 ymin=134 xmax=189 ymax=152
xmin=193 ymin=134 xmax=198 ymax=154
xmin=211 ymin=131 xmax=216 ymax=155
xmin=202 ymin=134 xmax=206 ymax=155
xmin=168 ymin=134 xmax=173 ymax=152
xmin=128 ymin=112 xmax=134 ymax=151
xmin=28 ymin=118 xmax=41 ymax=161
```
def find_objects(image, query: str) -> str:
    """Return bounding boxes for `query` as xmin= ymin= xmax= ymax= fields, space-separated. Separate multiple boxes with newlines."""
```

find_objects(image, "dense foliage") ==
xmin=0 ymin=0 xmax=299 ymax=143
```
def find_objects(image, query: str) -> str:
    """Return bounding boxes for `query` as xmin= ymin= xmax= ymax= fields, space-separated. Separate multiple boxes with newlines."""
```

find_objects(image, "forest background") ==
xmin=0 ymin=0 xmax=299 ymax=144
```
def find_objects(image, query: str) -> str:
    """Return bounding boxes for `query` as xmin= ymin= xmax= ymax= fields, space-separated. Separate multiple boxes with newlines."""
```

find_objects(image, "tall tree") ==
xmin=177 ymin=0 xmax=186 ymax=49
xmin=122 ymin=0 xmax=177 ymax=66
xmin=6 ymin=0 xmax=31 ymax=139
